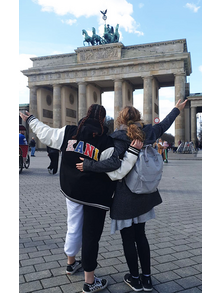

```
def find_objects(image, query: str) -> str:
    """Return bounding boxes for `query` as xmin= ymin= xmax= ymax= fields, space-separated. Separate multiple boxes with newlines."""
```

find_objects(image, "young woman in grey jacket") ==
xmin=78 ymin=99 xmax=187 ymax=292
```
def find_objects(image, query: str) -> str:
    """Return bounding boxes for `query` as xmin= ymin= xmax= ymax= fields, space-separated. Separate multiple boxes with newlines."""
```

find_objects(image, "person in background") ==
xmin=162 ymin=140 xmax=169 ymax=163
xmin=29 ymin=137 xmax=36 ymax=157
xmin=157 ymin=138 xmax=165 ymax=161
xmin=19 ymin=130 xmax=27 ymax=145
xmin=47 ymin=146 xmax=60 ymax=174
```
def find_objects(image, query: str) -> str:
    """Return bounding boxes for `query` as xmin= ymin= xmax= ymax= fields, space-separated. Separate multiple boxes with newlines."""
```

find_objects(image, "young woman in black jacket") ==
xmin=79 ymin=99 xmax=187 ymax=292
xmin=20 ymin=104 xmax=143 ymax=293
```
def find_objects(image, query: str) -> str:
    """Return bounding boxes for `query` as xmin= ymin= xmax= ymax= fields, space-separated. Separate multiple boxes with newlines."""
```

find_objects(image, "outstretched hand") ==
xmin=175 ymin=99 xmax=187 ymax=111
xmin=20 ymin=111 xmax=31 ymax=122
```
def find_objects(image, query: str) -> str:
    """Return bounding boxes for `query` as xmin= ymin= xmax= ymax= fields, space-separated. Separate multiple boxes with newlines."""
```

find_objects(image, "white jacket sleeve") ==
xmin=27 ymin=116 xmax=66 ymax=150
xmin=100 ymin=146 xmax=139 ymax=181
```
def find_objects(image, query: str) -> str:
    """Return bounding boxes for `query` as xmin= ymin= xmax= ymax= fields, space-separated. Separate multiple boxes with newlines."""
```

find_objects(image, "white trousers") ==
xmin=64 ymin=198 xmax=84 ymax=257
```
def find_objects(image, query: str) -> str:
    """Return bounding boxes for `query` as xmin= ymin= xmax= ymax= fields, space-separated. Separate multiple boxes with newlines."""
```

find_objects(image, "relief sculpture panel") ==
xmin=76 ymin=46 xmax=121 ymax=63
xmin=28 ymin=60 xmax=183 ymax=85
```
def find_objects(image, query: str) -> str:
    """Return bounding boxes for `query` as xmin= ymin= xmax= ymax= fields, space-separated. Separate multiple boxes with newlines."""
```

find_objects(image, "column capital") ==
xmin=53 ymin=84 xmax=62 ymax=88
xmin=78 ymin=82 xmax=88 ymax=86
xmin=174 ymin=72 xmax=186 ymax=77
xmin=27 ymin=85 xmax=38 ymax=90
xmin=142 ymin=75 xmax=153 ymax=81
xmin=114 ymin=79 xmax=123 ymax=83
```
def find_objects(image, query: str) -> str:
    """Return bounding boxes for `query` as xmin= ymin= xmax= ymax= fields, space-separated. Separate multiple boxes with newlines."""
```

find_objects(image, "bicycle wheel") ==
xmin=24 ymin=154 xmax=30 ymax=169
xmin=19 ymin=148 xmax=23 ymax=174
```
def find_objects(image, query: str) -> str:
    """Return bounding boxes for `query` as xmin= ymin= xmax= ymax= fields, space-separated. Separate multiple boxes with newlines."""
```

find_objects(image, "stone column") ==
xmin=78 ymin=82 xmax=87 ymax=120
xmin=143 ymin=76 xmax=153 ymax=124
xmin=28 ymin=86 xmax=38 ymax=145
xmin=53 ymin=84 xmax=62 ymax=128
xmin=114 ymin=79 xmax=123 ymax=128
xmin=122 ymin=80 xmax=133 ymax=107
xmin=29 ymin=86 xmax=38 ymax=117
xmin=174 ymin=73 xmax=186 ymax=145
xmin=191 ymin=106 xmax=197 ymax=146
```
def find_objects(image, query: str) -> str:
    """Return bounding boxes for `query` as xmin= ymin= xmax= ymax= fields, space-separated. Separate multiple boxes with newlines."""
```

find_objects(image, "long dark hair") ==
xmin=72 ymin=104 xmax=106 ymax=139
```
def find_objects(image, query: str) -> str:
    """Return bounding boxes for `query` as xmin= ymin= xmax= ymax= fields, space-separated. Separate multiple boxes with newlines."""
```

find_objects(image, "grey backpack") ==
xmin=124 ymin=144 xmax=163 ymax=194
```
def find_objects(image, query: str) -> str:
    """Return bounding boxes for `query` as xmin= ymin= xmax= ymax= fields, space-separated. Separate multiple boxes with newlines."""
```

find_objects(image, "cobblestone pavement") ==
xmin=19 ymin=152 xmax=202 ymax=293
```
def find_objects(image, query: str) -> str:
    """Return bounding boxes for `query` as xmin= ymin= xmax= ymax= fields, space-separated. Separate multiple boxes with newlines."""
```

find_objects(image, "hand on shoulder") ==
xmin=130 ymin=140 xmax=143 ymax=150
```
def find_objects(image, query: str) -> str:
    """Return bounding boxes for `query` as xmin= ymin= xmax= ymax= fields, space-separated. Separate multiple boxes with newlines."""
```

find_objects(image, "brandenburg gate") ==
xmin=22 ymin=39 xmax=192 ymax=148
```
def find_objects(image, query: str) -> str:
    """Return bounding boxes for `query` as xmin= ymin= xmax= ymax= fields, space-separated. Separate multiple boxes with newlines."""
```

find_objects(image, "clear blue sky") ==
xmin=19 ymin=0 xmax=202 ymax=135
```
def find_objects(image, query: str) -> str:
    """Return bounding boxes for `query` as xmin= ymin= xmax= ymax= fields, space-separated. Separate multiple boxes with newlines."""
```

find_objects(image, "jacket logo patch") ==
xmin=66 ymin=139 xmax=77 ymax=151
xmin=66 ymin=140 xmax=99 ymax=161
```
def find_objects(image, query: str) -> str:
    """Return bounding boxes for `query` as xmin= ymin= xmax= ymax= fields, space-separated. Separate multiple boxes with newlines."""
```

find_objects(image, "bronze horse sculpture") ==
xmin=82 ymin=24 xmax=120 ymax=46
xmin=82 ymin=29 xmax=95 ymax=46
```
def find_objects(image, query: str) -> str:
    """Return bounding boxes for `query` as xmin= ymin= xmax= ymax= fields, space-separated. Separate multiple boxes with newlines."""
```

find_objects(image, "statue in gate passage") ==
xmin=82 ymin=10 xmax=120 ymax=46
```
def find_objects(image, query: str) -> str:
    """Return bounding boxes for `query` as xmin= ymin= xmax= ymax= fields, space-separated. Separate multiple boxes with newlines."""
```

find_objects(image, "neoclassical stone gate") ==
xmin=22 ymin=39 xmax=192 ymax=148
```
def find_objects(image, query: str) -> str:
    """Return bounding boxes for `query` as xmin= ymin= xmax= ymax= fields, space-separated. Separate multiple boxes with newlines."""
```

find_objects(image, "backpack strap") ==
xmin=144 ymin=144 xmax=158 ymax=162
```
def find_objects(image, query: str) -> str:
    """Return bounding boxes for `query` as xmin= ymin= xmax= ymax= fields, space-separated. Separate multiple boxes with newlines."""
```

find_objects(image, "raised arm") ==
xmin=151 ymin=99 xmax=187 ymax=139
xmin=19 ymin=111 xmax=66 ymax=150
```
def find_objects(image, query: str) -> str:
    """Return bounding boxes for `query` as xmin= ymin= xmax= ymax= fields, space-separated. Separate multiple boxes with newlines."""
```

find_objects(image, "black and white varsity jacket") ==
xmin=27 ymin=116 xmax=140 ymax=210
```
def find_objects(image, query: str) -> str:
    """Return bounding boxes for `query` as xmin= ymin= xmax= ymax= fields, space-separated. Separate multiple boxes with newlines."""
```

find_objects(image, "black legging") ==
xmin=120 ymin=222 xmax=151 ymax=277
xmin=48 ymin=152 xmax=59 ymax=174
xmin=82 ymin=205 xmax=106 ymax=272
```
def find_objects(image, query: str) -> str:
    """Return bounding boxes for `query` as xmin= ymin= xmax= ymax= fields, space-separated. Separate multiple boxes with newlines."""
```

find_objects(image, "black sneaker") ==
xmin=83 ymin=277 xmax=108 ymax=293
xmin=140 ymin=274 xmax=153 ymax=291
xmin=123 ymin=274 xmax=143 ymax=292
xmin=66 ymin=260 xmax=82 ymax=275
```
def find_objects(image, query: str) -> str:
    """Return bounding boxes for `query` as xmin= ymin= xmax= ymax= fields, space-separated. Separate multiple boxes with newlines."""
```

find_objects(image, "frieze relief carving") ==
xmin=28 ymin=60 xmax=183 ymax=84
xmin=77 ymin=47 xmax=120 ymax=63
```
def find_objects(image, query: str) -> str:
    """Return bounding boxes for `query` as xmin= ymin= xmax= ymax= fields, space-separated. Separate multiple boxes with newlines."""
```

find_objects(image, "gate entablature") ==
xmin=23 ymin=39 xmax=191 ymax=86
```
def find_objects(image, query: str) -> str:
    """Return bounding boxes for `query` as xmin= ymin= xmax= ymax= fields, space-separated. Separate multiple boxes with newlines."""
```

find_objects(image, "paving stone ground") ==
xmin=19 ymin=151 xmax=202 ymax=293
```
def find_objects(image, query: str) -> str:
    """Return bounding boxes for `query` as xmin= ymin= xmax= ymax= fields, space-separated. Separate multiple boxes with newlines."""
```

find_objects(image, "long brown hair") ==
xmin=73 ymin=104 xmax=106 ymax=139
xmin=116 ymin=106 xmax=145 ymax=142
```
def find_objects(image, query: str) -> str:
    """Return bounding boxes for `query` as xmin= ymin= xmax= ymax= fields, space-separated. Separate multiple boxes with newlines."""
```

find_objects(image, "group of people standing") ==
xmin=156 ymin=138 xmax=169 ymax=163
xmin=20 ymin=99 xmax=187 ymax=293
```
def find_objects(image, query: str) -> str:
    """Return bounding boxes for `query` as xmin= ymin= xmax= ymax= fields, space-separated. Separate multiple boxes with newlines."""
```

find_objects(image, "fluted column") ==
xmin=114 ymin=79 xmax=123 ymax=128
xmin=143 ymin=76 xmax=153 ymax=124
xmin=28 ymin=86 xmax=38 ymax=145
xmin=29 ymin=86 xmax=38 ymax=118
xmin=78 ymin=82 xmax=87 ymax=120
xmin=175 ymin=73 xmax=186 ymax=145
xmin=53 ymin=84 xmax=62 ymax=128
xmin=191 ymin=106 xmax=197 ymax=146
